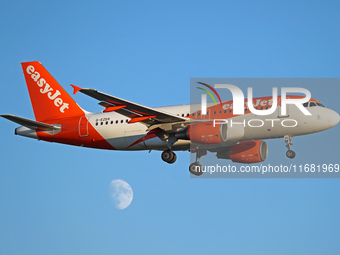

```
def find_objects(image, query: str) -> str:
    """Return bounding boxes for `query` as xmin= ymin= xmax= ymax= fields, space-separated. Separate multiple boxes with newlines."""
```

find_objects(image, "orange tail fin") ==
xmin=21 ymin=61 xmax=84 ymax=121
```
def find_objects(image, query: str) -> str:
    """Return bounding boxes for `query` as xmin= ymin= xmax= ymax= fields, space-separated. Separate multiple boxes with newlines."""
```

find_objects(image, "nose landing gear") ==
xmin=189 ymin=149 xmax=207 ymax=176
xmin=284 ymin=135 xmax=296 ymax=159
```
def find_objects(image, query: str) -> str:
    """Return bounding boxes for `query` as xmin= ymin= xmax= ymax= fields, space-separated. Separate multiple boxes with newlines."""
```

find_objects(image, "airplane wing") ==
xmin=71 ymin=85 xmax=189 ymax=132
xmin=1 ymin=114 xmax=61 ymax=131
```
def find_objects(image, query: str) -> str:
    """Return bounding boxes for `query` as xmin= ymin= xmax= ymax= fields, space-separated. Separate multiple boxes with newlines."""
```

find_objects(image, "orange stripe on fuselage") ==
xmin=35 ymin=115 xmax=115 ymax=150
xmin=127 ymin=128 xmax=162 ymax=148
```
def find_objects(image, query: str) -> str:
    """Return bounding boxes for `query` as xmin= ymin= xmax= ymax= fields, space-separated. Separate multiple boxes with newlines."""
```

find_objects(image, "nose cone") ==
xmin=325 ymin=109 xmax=340 ymax=128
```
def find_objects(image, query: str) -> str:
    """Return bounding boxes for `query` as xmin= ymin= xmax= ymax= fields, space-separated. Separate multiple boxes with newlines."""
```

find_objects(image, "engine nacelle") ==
xmin=189 ymin=121 xmax=226 ymax=144
xmin=216 ymin=140 xmax=268 ymax=163
xmin=183 ymin=121 xmax=244 ymax=144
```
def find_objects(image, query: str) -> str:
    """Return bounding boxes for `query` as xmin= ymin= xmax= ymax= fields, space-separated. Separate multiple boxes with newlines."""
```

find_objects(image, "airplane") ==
xmin=1 ymin=62 xmax=340 ymax=176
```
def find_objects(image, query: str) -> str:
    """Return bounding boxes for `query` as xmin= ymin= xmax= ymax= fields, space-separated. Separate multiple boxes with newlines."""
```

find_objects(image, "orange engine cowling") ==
xmin=189 ymin=121 xmax=227 ymax=144
xmin=216 ymin=140 xmax=268 ymax=163
xmin=176 ymin=121 xmax=244 ymax=144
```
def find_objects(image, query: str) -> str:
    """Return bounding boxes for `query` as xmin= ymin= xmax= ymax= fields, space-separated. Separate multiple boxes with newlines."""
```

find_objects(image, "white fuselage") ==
xmin=76 ymin=103 xmax=339 ymax=151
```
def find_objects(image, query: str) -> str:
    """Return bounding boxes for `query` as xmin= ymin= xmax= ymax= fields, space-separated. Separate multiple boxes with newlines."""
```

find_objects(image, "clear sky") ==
xmin=1 ymin=1 xmax=340 ymax=254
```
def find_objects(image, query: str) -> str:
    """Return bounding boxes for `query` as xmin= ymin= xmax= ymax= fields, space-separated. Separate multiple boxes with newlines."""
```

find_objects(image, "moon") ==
xmin=109 ymin=179 xmax=133 ymax=210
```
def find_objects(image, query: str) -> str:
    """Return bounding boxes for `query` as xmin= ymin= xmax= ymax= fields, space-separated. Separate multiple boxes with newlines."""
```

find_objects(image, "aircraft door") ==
xmin=79 ymin=116 xmax=89 ymax=137
xmin=277 ymin=105 xmax=289 ymax=118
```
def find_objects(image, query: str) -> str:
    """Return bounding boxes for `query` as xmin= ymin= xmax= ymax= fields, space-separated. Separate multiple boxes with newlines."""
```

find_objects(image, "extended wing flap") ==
xmin=1 ymin=114 xmax=60 ymax=131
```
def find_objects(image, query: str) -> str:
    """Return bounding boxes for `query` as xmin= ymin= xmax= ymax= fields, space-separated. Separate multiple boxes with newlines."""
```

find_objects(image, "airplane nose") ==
xmin=326 ymin=109 xmax=340 ymax=128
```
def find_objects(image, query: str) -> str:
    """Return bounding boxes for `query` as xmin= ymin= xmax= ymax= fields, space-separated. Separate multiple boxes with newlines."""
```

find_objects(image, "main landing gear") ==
xmin=161 ymin=133 xmax=178 ymax=164
xmin=161 ymin=148 xmax=206 ymax=176
xmin=161 ymin=150 xmax=177 ymax=164
xmin=284 ymin=135 xmax=296 ymax=159
xmin=189 ymin=149 xmax=207 ymax=176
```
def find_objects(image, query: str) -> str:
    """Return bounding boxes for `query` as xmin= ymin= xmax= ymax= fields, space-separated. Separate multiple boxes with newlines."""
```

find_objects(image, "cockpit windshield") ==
xmin=316 ymin=103 xmax=325 ymax=107
xmin=303 ymin=102 xmax=325 ymax=108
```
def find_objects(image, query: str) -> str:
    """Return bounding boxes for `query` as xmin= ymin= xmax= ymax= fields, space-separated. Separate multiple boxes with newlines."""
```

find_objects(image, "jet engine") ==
xmin=175 ymin=121 xmax=244 ymax=144
xmin=216 ymin=140 xmax=268 ymax=163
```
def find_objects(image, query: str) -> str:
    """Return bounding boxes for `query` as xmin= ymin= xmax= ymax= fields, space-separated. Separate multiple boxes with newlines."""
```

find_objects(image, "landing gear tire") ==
xmin=284 ymin=135 xmax=296 ymax=159
xmin=189 ymin=162 xmax=203 ymax=176
xmin=189 ymin=149 xmax=207 ymax=176
xmin=168 ymin=153 xmax=177 ymax=164
xmin=161 ymin=150 xmax=177 ymax=164
xmin=286 ymin=150 xmax=296 ymax=159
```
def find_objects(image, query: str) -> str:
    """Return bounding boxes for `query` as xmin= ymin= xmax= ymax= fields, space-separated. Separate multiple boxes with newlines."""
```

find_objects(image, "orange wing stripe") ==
xmin=103 ymin=105 xmax=128 ymax=112
xmin=128 ymin=115 xmax=159 ymax=124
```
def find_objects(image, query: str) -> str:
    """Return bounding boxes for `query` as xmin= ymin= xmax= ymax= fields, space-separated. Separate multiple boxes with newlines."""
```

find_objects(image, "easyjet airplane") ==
xmin=2 ymin=62 xmax=339 ymax=175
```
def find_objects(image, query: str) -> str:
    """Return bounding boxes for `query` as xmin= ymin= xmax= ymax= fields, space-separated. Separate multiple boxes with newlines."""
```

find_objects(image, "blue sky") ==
xmin=1 ymin=1 xmax=340 ymax=254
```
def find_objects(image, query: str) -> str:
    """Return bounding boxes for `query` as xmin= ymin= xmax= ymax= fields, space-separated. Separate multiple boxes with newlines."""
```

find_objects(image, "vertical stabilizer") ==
xmin=21 ymin=61 xmax=84 ymax=121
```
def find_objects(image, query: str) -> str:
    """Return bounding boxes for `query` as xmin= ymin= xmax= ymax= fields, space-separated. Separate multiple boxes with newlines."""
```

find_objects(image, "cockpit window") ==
xmin=303 ymin=102 xmax=326 ymax=108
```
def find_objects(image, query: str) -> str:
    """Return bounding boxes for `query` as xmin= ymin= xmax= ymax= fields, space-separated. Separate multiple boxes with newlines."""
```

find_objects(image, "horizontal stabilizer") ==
xmin=0 ymin=114 xmax=60 ymax=130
